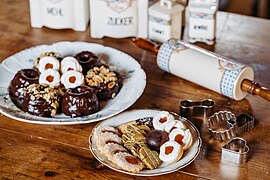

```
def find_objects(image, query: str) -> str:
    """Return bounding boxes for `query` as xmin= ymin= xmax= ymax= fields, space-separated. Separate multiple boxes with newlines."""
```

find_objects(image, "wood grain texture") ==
xmin=0 ymin=1 xmax=269 ymax=179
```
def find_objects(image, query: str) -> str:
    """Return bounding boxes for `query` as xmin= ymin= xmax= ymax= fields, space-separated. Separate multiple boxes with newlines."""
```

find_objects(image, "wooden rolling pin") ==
xmin=133 ymin=38 xmax=270 ymax=101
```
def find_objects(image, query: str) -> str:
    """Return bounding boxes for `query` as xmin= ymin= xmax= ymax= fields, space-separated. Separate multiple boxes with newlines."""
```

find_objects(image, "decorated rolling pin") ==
xmin=133 ymin=38 xmax=270 ymax=101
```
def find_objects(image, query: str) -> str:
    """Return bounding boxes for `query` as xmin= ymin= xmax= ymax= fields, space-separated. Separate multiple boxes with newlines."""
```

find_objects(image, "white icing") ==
xmin=169 ymin=128 xmax=192 ymax=150
xmin=165 ymin=120 xmax=186 ymax=133
xmin=182 ymin=129 xmax=192 ymax=150
xmin=38 ymin=56 xmax=60 ymax=73
xmin=60 ymin=56 xmax=82 ymax=74
xmin=60 ymin=70 xmax=84 ymax=89
xmin=39 ymin=69 xmax=60 ymax=87
xmin=153 ymin=111 xmax=174 ymax=131
xmin=159 ymin=140 xmax=183 ymax=164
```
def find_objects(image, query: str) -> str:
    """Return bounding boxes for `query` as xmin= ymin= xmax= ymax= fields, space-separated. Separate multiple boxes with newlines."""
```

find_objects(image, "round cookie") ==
xmin=23 ymin=84 xmax=60 ymax=117
xmin=61 ymin=86 xmax=99 ymax=117
xmin=9 ymin=69 xmax=40 ymax=109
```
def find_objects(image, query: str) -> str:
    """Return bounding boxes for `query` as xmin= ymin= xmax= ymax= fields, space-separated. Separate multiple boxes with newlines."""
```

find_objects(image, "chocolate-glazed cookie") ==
xmin=74 ymin=51 xmax=101 ymax=74
xmin=23 ymin=84 xmax=60 ymax=117
xmin=62 ymin=86 xmax=99 ymax=117
xmin=9 ymin=69 xmax=40 ymax=109
xmin=85 ymin=65 xmax=123 ymax=101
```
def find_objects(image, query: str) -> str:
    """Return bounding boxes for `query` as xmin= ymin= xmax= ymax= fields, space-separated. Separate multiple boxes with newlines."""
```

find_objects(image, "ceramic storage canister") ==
xmin=29 ymin=0 xmax=89 ymax=31
xmin=90 ymin=0 xmax=148 ymax=38
xmin=187 ymin=0 xmax=218 ymax=45
xmin=149 ymin=0 xmax=184 ymax=43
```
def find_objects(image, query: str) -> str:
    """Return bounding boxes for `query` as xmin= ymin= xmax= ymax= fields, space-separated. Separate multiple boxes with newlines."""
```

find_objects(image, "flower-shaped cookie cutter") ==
xmin=207 ymin=111 xmax=238 ymax=141
xmin=221 ymin=137 xmax=249 ymax=164
xmin=208 ymin=111 xmax=255 ymax=141
xmin=179 ymin=99 xmax=215 ymax=119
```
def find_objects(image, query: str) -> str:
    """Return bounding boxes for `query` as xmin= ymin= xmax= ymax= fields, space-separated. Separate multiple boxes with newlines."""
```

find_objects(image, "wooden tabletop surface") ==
xmin=0 ymin=1 xmax=269 ymax=179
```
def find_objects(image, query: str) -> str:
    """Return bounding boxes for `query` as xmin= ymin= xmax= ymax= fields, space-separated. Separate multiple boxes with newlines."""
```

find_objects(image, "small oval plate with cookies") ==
xmin=89 ymin=109 xmax=202 ymax=176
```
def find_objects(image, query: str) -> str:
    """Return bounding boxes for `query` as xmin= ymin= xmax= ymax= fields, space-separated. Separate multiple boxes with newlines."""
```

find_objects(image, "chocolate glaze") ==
xmin=96 ymin=72 xmax=123 ymax=101
xmin=146 ymin=130 xmax=169 ymax=151
xmin=62 ymin=86 xmax=99 ymax=117
xmin=22 ymin=84 xmax=59 ymax=117
xmin=23 ymin=94 xmax=54 ymax=117
xmin=74 ymin=51 xmax=101 ymax=74
xmin=136 ymin=117 xmax=154 ymax=129
xmin=8 ymin=69 xmax=40 ymax=109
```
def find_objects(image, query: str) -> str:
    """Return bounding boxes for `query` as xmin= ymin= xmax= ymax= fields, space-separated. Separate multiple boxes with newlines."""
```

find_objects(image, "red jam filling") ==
xmin=46 ymin=75 xmax=54 ymax=82
xmin=174 ymin=134 xmax=184 ymax=145
xmin=165 ymin=146 xmax=174 ymax=155
xmin=159 ymin=117 xmax=167 ymax=123
xmin=105 ymin=140 xmax=121 ymax=145
xmin=67 ymin=67 xmax=74 ymax=71
xmin=125 ymin=156 xmax=139 ymax=165
xmin=101 ymin=130 xmax=119 ymax=136
xmin=45 ymin=63 xmax=53 ymax=69
xmin=113 ymin=150 xmax=127 ymax=154
xmin=69 ymin=76 xmax=76 ymax=83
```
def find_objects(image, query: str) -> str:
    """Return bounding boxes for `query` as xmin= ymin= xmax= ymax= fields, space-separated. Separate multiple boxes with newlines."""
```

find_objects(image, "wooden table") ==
xmin=0 ymin=1 xmax=269 ymax=179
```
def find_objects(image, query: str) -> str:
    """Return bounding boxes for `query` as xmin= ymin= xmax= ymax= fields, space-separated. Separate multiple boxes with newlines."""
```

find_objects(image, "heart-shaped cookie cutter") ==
xmin=221 ymin=137 xmax=249 ymax=164
xmin=179 ymin=99 xmax=215 ymax=119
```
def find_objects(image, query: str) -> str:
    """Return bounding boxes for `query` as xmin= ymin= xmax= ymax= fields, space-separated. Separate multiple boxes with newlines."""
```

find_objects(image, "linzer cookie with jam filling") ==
xmin=92 ymin=125 xmax=144 ymax=173
xmin=112 ymin=152 xmax=144 ymax=173
xmin=103 ymin=143 xmax=128 ymax=162
xmin=23 ymin=84 xmax=60 ymax=117
xmin=85 ymin=65 xmax=122 ymax=101
xmin=93 ymin=125 xmax=124 ymax=155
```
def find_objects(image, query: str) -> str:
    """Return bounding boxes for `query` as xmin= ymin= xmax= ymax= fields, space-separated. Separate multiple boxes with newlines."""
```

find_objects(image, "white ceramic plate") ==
xmin=0 ymin=42 xmax=146 ymax=125
xmin=89 ymin=109 xmax=202 ymax=176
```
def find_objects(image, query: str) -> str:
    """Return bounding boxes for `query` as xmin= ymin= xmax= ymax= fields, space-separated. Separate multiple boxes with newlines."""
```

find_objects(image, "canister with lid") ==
xmin=149 ymin=0 xmax=184 ymax=43
xmin=29 ymin=0 xmax=89 ymax=31
xmin=90 ymin=0 xmax=148 ymax=38
xmin=187 ymin=0 xmax=218 ymax=45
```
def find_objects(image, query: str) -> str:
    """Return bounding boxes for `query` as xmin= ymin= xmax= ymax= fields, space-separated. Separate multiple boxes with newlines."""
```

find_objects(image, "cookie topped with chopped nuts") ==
xmin=22 ymin=84 xmax=60 ymax=117
xmin=85 ymin=65 xmax=123 ymax=101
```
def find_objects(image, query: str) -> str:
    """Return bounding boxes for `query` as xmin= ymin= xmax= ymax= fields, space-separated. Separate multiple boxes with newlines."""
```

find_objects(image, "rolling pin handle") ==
xmin=132 ymin=38 xmax=160 ymax=55
xmin=241 ymin=79 xmax=270 ymax=101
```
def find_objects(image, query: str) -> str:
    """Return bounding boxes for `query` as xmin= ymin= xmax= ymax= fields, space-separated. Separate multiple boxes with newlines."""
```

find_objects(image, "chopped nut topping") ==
xmin=25 ymin=84 xmax=59 ymax=112
xmin=108 ymin=81 xmax=116 ymax=89
xmin=85 ymin=65 xmax=118 ymax=88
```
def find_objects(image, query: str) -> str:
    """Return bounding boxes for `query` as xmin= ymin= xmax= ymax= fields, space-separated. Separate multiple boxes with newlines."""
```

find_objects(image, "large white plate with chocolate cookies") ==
xmin=0 ymin=42 xmax=146 ymax=124
xmin=89 ymin=109 xmax=202 ymax=176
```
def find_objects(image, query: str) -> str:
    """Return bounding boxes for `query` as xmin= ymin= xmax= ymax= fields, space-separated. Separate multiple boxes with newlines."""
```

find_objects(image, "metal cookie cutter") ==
xmin=222 ymin=137 xmax=249 ymax=164
xmin=179 ymin=99 xmax=215 ymax=119
xmin=236 ymin=113 xmax=255 ymax=135
xmin=227 ymin=113 xmax=255 ymax=136
xmin=207 ymin=111 xmax=238 ymax=141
